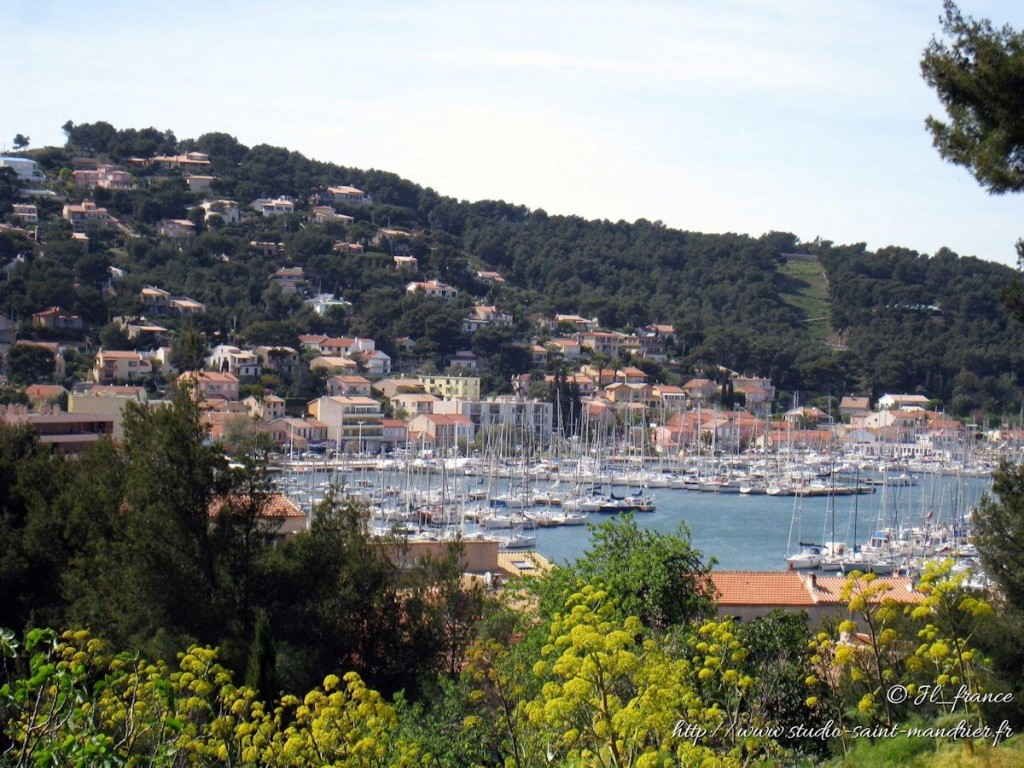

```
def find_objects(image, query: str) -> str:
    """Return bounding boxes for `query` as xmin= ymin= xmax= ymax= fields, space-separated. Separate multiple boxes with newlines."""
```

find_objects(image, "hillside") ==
xmin=2 ymin=121 xmax=1023 ymax=415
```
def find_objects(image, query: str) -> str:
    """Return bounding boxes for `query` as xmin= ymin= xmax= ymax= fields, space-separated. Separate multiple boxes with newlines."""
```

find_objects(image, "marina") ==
xmin=272 ymin=452 xmax=995 ymax=572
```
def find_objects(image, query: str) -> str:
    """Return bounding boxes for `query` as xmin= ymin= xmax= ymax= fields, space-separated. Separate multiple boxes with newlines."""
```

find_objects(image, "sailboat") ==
xmin=785 ymin=492 xmax=823 ymax=570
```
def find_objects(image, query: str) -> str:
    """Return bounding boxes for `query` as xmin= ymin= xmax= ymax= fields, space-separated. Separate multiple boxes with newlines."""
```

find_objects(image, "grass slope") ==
xmin=778 ymin=256 xmax=832 ymax=345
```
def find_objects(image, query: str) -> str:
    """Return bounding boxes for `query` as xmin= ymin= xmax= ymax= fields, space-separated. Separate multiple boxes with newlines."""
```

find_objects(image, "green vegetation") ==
xmin=4 ymin=113 xmax=1024 ymax=416
xmin=778 ymin=256 xmax=832 ymax=345
xmin=5 ymin=402 xmax=1024 ymax=766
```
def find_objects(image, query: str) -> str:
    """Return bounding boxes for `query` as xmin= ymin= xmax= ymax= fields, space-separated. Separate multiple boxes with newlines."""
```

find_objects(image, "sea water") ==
xmin=530 ymin=473 xmax=992 ymax=571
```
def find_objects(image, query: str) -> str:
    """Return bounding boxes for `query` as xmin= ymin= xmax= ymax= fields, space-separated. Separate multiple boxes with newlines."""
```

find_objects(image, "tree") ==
xmin=536 ymin=513 xmax=716 ymax=631
xmin=5 ymin=344 xmax=56 ymax=386
xmin=108 ymin=384 xmax=231 ymax=658
xmin=169 ymin=321 xmax=208 ymax=372
xmin=12 ymin=134 xmax=29 ymax=150
xmin=973 ymin=461 xmax=1024 ymax=616
xmin=922 ymin=3 xmax=1024 ymax=320
xmin=922 ymin=2 xmax=1024 ymax=195
xmin=0 ymin=424 xmax=71 ymax=633
xmin=0 ymin=628 xmax=421 ymax=767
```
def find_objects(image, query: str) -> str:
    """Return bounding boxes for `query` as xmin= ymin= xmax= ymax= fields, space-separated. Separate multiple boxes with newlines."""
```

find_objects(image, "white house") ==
xmin=406 ymin=280 xmax=458 ymax=299
xmin=0 ymin=156 xmax=46 ymax=184
xmin=877 ymin=394 xmax=931 ymax=411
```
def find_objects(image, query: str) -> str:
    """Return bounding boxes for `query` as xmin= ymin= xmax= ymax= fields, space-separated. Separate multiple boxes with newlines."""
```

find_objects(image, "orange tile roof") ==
xmin=209 ymin=493 xmax=304 ymax=519
xmin=710 ymin=571 xmax=816 ymax=606
xmin=25 ymin=384 xmax=67 ymax=398
xmin=812 ymin=576 xmax=923 ymax=605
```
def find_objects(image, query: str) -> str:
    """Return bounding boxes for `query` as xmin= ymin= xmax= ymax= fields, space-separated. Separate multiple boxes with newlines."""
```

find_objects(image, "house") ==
xmin=73 ymin=164 xmax=133 ymax=190
xmin=111 ymin=315 xmax=165 ymax=340
xmin=406 ymin=280 xmax=458 ymax=299
xmin=542 ymin=373 xmax=596 ymax=397
xmin=380 ymin=418 xmax=409 ymax=450
xmin=418 ymin=374 xmax=481 ymax=401
xmin=433 ymin=396 xmax=554 ymax=440
xmin=307 ymin=396 xmax=383 ymax=451
xmin=320 ymin=337 xmax=376 ymax=357
xmin=265 ymin=417 xmax=329 ymax=450
xmin=304 ymin=293 xmax=351 ymax=316
xmin=62 ymin=201 xmax=109 ymax=232
xmin=2 ymin=404 xmax=113 ymax=454
xmin=374 ymin=228 xmax=412 ymax=251
xmin=177 ymin=370 xmax=240 ymax=401
xmin=877 ymin=394 xmax=931 ymax=411
xmin=12 ymin=204 xmax=38 ymax=224
xmin=553 ymin=314 xmax=599 ymax=331
xmin=682 ymin=377 xmax=718 ymax=403
xmin=333 ymin=241 xmax=365 ymax=254
xmin=297 ymin=334 xmax=330 ymax=352
xmin=578 ymin=330 xmax=627 ymax=357
xmin=476 ymin=270 xmax=506 ymax=285
xmin=32 ymin=306 xmax=83 ymax=331
xmin=0 ymin=156 xmax=46 ymax=184
xmin=710 ymin=571 xmax=923 ymax=626
xmin=326 ymin=374 xmax=372 ymax=397
xmin=25 ymin=384 xmax=68 ymax=409
xmin=734 ymin=375 xmax=775 ymax=404
xmin=393 ymin=255 xmax=418 ymax=270
xmin=208 ymin=493 xmax=307 ymax=537
xmin=353 ymin=347 xmax=391 ymax=377
xmin=270 ymin=266 xmax=306 ymax=293
xmin=170 ymin=297 xmax=206 ymax=316
xmin=392 ymin=392 xmax=441 ymax=416
xmin=652 ymin=385 xmax=687 ymax=409
xmin=207 ymin=344 xmax=262 ymax=380
xmin=152 ymin=346 xmax=178 ymax=376
xmin=639 ymin=323 xmax=676 ymax=340
xmin=602 ymin=382 xmax=651 ymax=404
xmin=531 ymin=345 xmax=548 ymax=366
xmin=323 ymin=185 xmax=372 ymax=204
xmin=371 ymin=377 xmax=425 ymax=400
xmin=140 ymin=286 xmax=172 ymax=310
xmin=67 ymin=384 xmax=147 ymax=441
xmin=616 ymin=366 xmax=648 ymax=385
xmin=157 ymin=219 xmax=196 ymax=238
xmin=254 ymin=346 xmax=300 ymax=377
xmin=545 ymin=338 xmax=581 ymax=359
xmin=309 ymin=356 xmax=359 ymax=375
xmin=185 ymin=175 xmax=214 ymax=194
xmin=407 ymin=413 xmax=475 ymax=449
xmin=446 ymin=350 xmax=484 ymax=371
xmin=839 ymin=396 xmax=871 ymax=419
xmin=93 ymin=350 xmax=153 ymax=383
xmin=462 ymin=305 xmax=513 ymax=333
xmin=148 ymin=152 xmax=212 ymax=174
xmin=243 ymin=394 xmax=286 ymax=422
xmin=200 ymin=200 xmax=240 ymax=225
xmin=249 ymin=241 xmax=286 ymax=257
xmin=784 ymin=406 xmax=833 ymax=427
xmin=252 ymin=197 xmax=295 ymax=216
xmin=311 ymin=205 xmax=354 ymax=224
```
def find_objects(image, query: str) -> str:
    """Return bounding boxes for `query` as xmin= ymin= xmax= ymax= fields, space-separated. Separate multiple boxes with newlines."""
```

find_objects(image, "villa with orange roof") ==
xmin=93 ymin=350 xmax=153 ymax=384
xmin=711 ymin=571 xmax=923 ymax=626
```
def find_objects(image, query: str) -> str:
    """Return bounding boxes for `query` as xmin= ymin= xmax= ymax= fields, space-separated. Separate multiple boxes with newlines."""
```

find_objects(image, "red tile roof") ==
xmin=710 ymin=571 xmax=816 ymax=606
xmin=812 ymin=575 xmax=923 ymax=605
xmin=208 ymin=493 xmax=304 ymax=519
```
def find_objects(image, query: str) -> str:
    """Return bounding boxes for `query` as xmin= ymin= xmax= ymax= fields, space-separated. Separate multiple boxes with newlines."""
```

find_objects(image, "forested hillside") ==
xmin=3 ymin=121 xmax=1024 ymax=415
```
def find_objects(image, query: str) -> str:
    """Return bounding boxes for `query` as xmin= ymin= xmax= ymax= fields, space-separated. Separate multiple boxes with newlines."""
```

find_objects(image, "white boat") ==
xmin=499 ymin=531 xmax=537 ymax=550
xmin=786 ymin=545 xmax=823 ymax=570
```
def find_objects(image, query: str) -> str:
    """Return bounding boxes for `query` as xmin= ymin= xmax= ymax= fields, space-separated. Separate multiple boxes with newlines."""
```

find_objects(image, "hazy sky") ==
xmin=6 ymin=1 xmax=1024 ymax=266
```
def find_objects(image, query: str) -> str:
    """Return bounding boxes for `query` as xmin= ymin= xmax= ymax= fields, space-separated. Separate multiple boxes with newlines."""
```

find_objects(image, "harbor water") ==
xmin=278 ymin=460 xmax=994 ymax=572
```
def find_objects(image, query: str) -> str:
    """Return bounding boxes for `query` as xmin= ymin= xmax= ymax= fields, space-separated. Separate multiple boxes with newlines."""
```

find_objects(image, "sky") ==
xmin=5 ymin=0 xmax=1024 ymax=266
